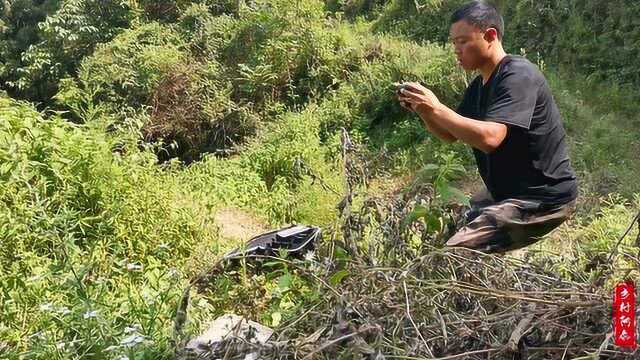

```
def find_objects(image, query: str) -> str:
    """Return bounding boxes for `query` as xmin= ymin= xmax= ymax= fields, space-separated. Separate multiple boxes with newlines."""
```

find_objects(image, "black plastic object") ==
xmin=223 ymin=225 xmax=320 ymax=260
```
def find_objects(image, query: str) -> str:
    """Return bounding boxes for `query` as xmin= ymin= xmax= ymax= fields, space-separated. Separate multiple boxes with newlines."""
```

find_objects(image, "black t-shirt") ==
xmin=457 ymin=55 xmax=578 ymax=204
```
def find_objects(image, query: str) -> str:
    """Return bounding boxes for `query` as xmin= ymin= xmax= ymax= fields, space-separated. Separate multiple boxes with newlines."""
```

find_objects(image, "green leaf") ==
xmin=271 ymin=312 xmax=282 ymax=327
xmin=403 ymin=205 xmax=429 ymax=227
xmin=424 ymin=212 xmax=443 ymax=234
xmin=416 ymin=163 xmax=439 ymax=182
xmin=438 ymin=185 xmax=470 ymax=206
xmin=334 ymin=246 xmax=350 ymax=261
xmin=263 ymin=261 xmax=284 ymax=268
xmin=329 ymin=270 xmax=349 ymax=286
xmin=451 ymin=164 xmax=466 ymax=174
xmin=277 ymin=273 xmax=293 ymax=291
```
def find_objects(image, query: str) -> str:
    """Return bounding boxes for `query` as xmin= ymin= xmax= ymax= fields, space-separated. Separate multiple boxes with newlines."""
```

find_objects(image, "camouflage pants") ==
xmin=446 ymin=188 xmax=576 ymax=254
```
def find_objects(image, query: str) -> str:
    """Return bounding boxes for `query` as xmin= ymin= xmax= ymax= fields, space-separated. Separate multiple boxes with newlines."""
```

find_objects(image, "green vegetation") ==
xmin=1 ymin=0 xmax=639 ymax=358
xmin=503 ymin=0 xmax=640 ymax=89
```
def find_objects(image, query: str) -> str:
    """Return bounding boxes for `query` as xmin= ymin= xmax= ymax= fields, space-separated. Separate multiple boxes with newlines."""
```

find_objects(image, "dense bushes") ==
xmin=1 ymin=0 xmax=135 ymax=103
xmin=0 ymin=0 xmax=60 ymax=101
xmin=56 ymin=0 xmax=368 ymax=161
xmin=5 ymin=0 xmax=640 ymax=106
xmin=0 ymin=0 xmax=237 ymax=105
xmin=0 ymin=97 xmax=214 ymax=357
xmin=325 ymin=0 xmax=388 ymax=20
xmin=312 ymin=34 xmax=471 ymax=171
xmin=0 ymin=93 xmax=342 ymax=357
xmin=213 ymin=0 xmax=364 ymax=109
xmin=57 ymin=23 xmax=186 ymax=114
xmin=372 ymin=0 xmax=467 ymax=43
xmin=331 ymin=0 xmax=640 ymax=91
xmin=145 ymin=62 xmax=258 ymax=163
xmin=6 ymin=0 xmax=469 ymax=163
xmin=54 ymin=22 xmax=249 ymax=162
xmin=183 ymin=105 xmax=343 ymax=226
xmin=504 ymin=0 xmax=640 ymax=87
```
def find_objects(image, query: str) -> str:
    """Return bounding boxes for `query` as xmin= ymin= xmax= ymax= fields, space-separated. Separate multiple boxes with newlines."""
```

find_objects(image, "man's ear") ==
xmin=484 ymin=28 xmax=499 ymax=42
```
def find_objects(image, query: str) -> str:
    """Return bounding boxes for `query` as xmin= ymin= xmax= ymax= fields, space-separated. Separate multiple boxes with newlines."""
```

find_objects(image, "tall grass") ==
xmin=0 ymin=87 xmax=344 ymax=357
xmin=546 ymin=71 xmax=640 ymax=197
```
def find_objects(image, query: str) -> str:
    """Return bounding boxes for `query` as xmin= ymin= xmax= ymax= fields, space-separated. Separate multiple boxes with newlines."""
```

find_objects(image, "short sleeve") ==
xmin=484 ymin=71 xmax=539 ymax=130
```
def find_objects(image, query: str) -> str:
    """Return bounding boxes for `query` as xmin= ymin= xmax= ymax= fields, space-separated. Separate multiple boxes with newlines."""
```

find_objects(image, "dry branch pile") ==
xmin=179 ymin=245 xmax=635 ymax=359
xmin=177 ymin=132 xmax=638 ymax=359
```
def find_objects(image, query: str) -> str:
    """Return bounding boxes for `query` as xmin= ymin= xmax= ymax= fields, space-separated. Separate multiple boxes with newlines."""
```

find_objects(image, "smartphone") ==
xmin=393 ymin=82 xmax=411 ymax=109
xmin=394 ymin=82 xmax=407 ymax=95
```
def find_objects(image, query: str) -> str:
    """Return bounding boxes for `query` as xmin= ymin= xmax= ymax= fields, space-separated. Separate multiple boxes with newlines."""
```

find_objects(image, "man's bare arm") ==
xmin=399 ymin=83 xmax=507 ymax=153
xmin=424 ymin=105 xmax=507 ymax=153
xmin=423 ymin=117 xmax=458 ymax=143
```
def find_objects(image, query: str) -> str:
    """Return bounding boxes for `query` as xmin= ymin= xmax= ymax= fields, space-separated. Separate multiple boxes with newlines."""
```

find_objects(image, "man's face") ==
xmin=449 ymin=20 xmax=492 ymax=71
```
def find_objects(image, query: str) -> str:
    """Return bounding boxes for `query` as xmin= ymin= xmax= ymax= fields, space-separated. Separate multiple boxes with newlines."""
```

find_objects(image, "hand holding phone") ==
xmin=394 ymin=82 xmax=414 ymax=112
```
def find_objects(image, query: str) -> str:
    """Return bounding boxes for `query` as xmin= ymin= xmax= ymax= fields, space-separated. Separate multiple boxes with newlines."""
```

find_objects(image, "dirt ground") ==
xmin=214 ymin=207 xmax=269 ymax=242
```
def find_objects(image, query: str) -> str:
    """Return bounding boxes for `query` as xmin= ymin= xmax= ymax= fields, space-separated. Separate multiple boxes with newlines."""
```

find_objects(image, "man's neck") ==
xmin=479 ymin=48 xmax=507 ymax=85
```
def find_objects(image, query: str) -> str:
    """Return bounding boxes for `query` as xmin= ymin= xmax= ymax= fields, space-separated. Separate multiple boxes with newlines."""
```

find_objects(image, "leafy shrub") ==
xmin=56 ymin=22 xmax=261 ymax=162
xmin=372 ymin=0 xmax=467 ymax=44
xmin=0 ymin=0 xmax=60 ymax=100
xmin=9 ymin=0 xmax=134 ymax=102
xmin=0 ymin=97 xmax=219 ymax=357
xmin=56 ymin=2 xmax=368 ymax=161
xmin=504 ymin=0 xmax=640 ymax=87
xmin=57 ymin=22 xmax=187 ymax=115
xmin=177 ymin=3 xmax=217 ymax=51
xmin=220 ymin=0 xmax=364 ymax=109
xmin=243 ymin=109 xmax=325 ymax=189
xmin=184 ymin=10 xmax=239 ymax=58
xmin=137 ymin=0 xmax=183 ymax=22
xmin=312 ymin=34 xmax=471 ymax=170
xmin=204 ymin=0 xmax=242 ymax=16
xmin=144 ymin=61 xmax=259 ymax=163
xmin=137 ymin=0 xmax=237 ymax=22
xmin=325 ymin=0 xmax=389 ymax=20
xmin=169 ymin=97 xmax=344 ymax=227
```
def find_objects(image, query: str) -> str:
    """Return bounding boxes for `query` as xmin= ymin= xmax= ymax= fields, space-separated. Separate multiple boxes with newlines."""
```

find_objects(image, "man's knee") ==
xmin=446 ymin=225 xmax=512 ymax=254
xmin=470 ymin=187 xmax=494 ymax=209
xmin=446 ymin=199 xmax=575 ymax=253
xmin=446 ymin=213 xmax=503 ymax=252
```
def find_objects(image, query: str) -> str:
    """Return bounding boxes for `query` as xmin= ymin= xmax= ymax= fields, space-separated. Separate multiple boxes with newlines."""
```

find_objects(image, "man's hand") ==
xmin=394 ymin=81 xmax=456 ymax=143
xmin=394 ymin=81 xmax=507 ymax=152
xmin=397 ymin=82 xmax=442 ymax=113
xmin=394 ymin=83 xmax=416 ymax=112
xmin=399 ymin=100 xmax=415 ymax=112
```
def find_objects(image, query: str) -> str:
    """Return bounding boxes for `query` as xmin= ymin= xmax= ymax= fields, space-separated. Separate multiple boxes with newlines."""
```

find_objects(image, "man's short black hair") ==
xmin=451 ymin=1 xmax=504 ymax=41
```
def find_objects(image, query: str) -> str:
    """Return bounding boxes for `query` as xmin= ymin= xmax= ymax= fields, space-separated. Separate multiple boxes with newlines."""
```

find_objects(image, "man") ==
xmin=397 ymin=0 xmax=578 ymax=253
